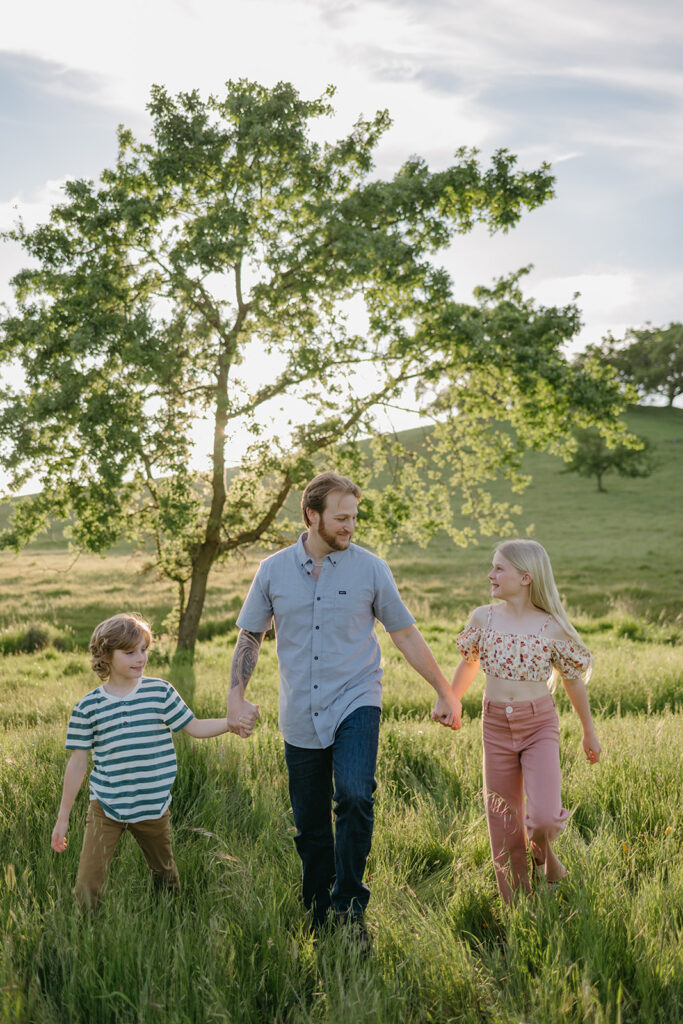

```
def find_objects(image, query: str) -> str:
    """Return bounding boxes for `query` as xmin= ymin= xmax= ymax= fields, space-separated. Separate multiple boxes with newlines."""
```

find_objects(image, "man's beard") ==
xmin=318 ymin=518 xmax=351 ymax=551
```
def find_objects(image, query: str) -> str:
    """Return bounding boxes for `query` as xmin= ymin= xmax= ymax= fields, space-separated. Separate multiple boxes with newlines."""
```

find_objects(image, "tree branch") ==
xmin=219 ymin=470 xmax=293 ymax=552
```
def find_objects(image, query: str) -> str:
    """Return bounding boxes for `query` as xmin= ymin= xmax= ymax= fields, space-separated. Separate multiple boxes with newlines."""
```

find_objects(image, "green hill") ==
xmin=0 ymin=405 xmax=681 ymax=647
xmin=390 ymin=404 xmax=683 ymax=623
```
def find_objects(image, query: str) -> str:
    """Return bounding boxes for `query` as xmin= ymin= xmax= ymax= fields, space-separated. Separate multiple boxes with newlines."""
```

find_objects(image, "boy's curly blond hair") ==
xmin=89 ymin=613 xmax=153 ymax=681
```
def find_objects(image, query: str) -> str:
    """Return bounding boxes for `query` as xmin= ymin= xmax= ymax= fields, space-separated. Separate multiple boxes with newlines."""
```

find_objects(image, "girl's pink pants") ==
xmin=482 ymin=694 xmax=569 ymax=902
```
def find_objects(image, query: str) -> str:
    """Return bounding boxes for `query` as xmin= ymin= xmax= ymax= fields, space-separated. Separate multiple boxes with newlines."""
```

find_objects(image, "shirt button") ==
xmin=315 ymin=625 xmax=320 ymax=630
xmin=314 ymin=656 xmax=318 ymax=660
xmin=505 ymin=706 xmax=513 ymax=715
xmin=317 ymin=597 xmax=321 ymax=601
xmin=314 ymin=712 xmax=319 ymax=717
xmin=313 ymin=684 xmax=318 ymax=689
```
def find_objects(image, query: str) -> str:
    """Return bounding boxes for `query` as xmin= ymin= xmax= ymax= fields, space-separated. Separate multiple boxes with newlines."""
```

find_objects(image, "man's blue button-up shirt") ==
xmin=236 ymin=533 xmax=415 ymax=748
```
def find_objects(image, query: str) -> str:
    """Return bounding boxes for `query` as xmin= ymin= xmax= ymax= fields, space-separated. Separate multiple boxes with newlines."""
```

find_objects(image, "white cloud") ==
xmin=0 ymin=179 xmax=68 ymax=232
xmin=3 ymin=0 xmax=681 ymax=179
xmin=527 ymin=268 xmax=683 ymax=351
xmin=530 ymin=272 xmax=636 ymax=319
xmin=568 ymin=63 xmax=683 ymax=99
xmin=3 ymin=1 xmax=358 ymax=115
xmin=0 ymin=181 xmax=72 ymax=306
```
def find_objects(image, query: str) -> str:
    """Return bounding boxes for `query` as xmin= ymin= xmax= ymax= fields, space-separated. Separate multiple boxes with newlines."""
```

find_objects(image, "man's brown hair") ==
xmin=301 ymin=472 xmax=361 ymax=526
xmin=89 ymin=613 xmax=153 ymax=681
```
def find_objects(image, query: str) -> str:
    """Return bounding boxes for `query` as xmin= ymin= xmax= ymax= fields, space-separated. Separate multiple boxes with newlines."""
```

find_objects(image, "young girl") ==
xmin=450 ymin=540 xmax=601 ymax=903
xmin=51 ymin=612 xmax=259 ymax=908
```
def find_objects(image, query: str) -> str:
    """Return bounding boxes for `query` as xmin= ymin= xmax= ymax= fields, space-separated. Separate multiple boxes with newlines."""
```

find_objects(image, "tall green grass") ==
xmin=1 ymin=628 xmax=681 ymax=1023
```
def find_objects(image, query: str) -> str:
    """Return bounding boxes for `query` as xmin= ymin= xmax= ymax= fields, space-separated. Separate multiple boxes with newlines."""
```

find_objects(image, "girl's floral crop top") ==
xmin=456 ymin=606 xmax=592 ymax=685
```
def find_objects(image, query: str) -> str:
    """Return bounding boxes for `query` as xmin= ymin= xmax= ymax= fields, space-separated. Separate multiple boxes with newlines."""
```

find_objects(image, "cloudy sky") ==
xmin=1 ymin=0 xmax=681 ymax=486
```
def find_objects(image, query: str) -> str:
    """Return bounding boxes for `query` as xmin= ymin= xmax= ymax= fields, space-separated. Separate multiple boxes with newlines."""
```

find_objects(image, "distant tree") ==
xmin=0 ymin=81 xmax=631 ymax=657
xmin=563 ymin=428 xmax=656 ymax=492
xmin=581 ymin=324 xmax=683 ymax=406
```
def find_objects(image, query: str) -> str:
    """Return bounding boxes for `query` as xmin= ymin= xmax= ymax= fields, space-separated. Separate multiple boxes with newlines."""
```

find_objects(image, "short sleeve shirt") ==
xmin=236 ymin=534 xmax=415 ymax=747
xmin=65 ymin=677 xmax=194 ymax=822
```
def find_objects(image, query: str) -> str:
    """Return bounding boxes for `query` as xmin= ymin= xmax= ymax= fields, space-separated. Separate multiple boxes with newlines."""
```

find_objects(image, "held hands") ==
xmin=431 ymin=691 xmax=462 ymax=731
xmin=227 ymin=690 xmax=260 ymax=739
xmin=583 ymin=731 xmax=601 ymax=764
xmin=51 ymin=817 xmax=68 ymax=853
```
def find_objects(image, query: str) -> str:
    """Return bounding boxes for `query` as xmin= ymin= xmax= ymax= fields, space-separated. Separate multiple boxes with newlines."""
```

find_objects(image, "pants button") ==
xmin=505 ymin=706 xmax=513 ymax=715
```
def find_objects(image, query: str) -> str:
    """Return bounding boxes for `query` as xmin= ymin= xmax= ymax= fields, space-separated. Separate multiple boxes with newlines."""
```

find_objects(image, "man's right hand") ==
xmin=227 ymin=628 xmax=265 ymax=737
xmin=227 ymin=689 xmax=260 ymax=739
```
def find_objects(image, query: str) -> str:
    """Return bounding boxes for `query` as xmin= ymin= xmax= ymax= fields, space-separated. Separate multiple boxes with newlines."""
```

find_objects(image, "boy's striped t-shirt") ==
xmin=65 ymin=676 xmax=194 ymax=823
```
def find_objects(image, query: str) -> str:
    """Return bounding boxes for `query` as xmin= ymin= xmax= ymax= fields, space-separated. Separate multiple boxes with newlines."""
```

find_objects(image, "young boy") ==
xmin=51 ymin=612 xmax=259 ymax=908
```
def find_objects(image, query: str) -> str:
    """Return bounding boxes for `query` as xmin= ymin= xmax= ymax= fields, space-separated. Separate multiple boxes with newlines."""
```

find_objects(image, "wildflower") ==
xmin=622 ymin=842 xmax=628 ymax=852
xmin=665 ymin=827 xmax=672 ymax=836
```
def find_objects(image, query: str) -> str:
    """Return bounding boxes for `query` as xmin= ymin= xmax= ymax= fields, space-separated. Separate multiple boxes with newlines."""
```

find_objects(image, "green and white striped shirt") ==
xmin=65 ymin=676 xmax=194 ymax=823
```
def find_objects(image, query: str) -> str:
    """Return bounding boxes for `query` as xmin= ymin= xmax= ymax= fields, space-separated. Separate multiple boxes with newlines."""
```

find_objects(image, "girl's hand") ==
xmin=51 ymin=817 xmax=68 ymax=852
xmin=431 ymin=693 xmax=462 ymax=730
xmin=583 ymin=732 xmax=601 ymax=764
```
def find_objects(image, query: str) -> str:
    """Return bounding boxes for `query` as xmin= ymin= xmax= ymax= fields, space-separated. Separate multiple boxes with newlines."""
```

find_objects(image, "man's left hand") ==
xmin=431 ymin=692 xmax=462 ymax=730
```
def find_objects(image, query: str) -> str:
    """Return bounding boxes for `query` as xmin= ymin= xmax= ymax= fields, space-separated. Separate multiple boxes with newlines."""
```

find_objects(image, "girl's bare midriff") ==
xmin=484 ymin=674 xmax=552 ymax=703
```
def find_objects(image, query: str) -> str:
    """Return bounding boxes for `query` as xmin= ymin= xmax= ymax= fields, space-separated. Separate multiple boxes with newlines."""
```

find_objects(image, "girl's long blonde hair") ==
xmin=496 ymin=539 xmax=587 ymax=690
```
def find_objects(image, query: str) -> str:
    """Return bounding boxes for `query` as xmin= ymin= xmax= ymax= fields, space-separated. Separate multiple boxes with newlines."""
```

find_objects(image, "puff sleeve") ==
xmin=456 ymin=626 xmax=482 ymax=663
xmin=550 ymin=639 xmax=592 ymax=684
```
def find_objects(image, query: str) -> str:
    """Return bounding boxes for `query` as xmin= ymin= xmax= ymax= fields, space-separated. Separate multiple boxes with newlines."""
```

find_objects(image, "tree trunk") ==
xmin=176 ymin=544 xmax=217 ymax=656
xmin=175 ymin=277 xmax=237 ymax=658
xmin=596 ymin=471 xmax=605 ymax=492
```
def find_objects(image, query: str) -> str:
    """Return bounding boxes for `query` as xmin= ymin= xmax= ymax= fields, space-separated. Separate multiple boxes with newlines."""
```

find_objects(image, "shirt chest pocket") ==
xmin=329 ymin=586 xmax=375 ymax=651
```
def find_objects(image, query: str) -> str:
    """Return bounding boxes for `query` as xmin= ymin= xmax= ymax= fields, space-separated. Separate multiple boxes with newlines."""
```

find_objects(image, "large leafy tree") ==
xmin=582 ymin=324 xmax=683 ymax=407
xmin=0 ymin=81 xmax=629 ymax=655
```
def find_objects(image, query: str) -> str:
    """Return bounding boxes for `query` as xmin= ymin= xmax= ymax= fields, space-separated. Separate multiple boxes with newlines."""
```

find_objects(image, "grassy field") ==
xmin=1 ymin=405 xmax=682 ymax=1023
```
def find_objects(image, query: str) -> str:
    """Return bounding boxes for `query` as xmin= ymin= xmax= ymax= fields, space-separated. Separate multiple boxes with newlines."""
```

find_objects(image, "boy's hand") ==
xmin=51 ymin=817 xmax=69 ymax=853
xmin=227 ymin=691 xmax=260 ymax=739
xmin=238 ymin=701 xmax=260 ymax=738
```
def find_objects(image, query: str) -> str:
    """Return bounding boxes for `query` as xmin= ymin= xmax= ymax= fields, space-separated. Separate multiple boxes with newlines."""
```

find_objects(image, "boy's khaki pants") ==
xmin=74 ymin=799 xmax=180 ymax=909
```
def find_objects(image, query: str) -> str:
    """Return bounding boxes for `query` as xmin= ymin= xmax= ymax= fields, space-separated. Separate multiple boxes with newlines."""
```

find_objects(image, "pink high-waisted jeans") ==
xmin=482 ymin=694 xmax=570 ymax=902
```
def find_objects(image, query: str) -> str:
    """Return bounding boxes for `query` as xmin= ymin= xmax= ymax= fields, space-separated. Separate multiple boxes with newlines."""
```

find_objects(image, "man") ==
xmin=227 ymin=471 xmax=461 ymax=940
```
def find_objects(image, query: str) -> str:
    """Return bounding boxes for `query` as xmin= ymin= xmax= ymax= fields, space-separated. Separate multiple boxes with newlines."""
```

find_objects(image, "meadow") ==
xmin=1 ymin=406 xmax=682 ymax=1023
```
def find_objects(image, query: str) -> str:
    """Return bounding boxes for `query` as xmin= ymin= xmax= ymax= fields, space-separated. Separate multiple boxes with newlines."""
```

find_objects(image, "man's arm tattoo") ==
xmin=230 ymin=629 xmax=265 ymax=691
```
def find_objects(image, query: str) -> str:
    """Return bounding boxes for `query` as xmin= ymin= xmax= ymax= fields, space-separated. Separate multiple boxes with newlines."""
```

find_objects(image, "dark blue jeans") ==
xmin=284 ymin=705 xmax=381 ymax=925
